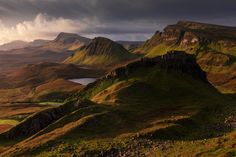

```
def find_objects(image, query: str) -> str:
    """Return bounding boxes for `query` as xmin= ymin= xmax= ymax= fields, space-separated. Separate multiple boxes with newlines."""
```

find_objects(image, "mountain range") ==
xmin=0 ymin=21 xmax=235 ymax=156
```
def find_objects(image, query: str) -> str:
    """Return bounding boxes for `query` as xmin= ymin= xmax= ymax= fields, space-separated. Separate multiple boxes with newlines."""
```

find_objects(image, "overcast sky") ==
xmin=0 ymin=0 xmax=235 ymax=44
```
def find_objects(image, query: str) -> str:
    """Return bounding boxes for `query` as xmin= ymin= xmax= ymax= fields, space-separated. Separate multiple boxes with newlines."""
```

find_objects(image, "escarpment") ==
xmin=106 ymin=51 xmax=207 ymax=82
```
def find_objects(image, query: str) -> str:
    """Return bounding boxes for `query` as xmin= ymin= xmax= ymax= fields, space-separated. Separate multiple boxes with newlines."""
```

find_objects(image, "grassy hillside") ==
xmin=1 ymin=51 xmax=235 ymax=156
xmin=65 ymin=37 xmax=137 ymax=67
xmin=133 ymin=21 xmax=236 ymax=93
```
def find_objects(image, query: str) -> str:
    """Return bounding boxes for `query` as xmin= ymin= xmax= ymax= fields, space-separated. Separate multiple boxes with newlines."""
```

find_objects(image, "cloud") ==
xmin=0 ymin=0 xmax=235 ymax=43
xmin=0 ymin=0 xmax=235 ymax=23
xmin=0 ymin=13 xmax=157 ymax=44
xmin=0 ymin=13 xmax=92 ymax=44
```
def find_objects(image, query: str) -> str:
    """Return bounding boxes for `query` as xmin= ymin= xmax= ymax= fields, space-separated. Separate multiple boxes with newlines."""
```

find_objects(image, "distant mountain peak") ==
xmin=54 ymin=32 xmax=87 ymax=43
xmin=0 ymin=40 xmax=29 ymax=51
xmin=43 ymin=32 xmax=91 ymax=50
xmin=56 ymin=32 xmax=80 ymax=40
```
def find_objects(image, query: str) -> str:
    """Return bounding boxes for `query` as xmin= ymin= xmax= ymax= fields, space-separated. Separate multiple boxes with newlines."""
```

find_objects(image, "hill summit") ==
xmin=65 ymin=37 xmax=137 ymax=67
xmin=43 ymin=32 xmax=91 ymax=50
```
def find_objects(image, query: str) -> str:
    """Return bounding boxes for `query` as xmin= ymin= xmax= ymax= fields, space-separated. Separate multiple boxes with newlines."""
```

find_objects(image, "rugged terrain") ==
xmin=134 ymin=21 xmax=236 ymax=93
xmin=0 ymin=51 xmax=235 ymax=156
xmin=0 ymin=62 xmax=104 ymax=134
xmin=0 ymin=21 xmax=236 ymax=156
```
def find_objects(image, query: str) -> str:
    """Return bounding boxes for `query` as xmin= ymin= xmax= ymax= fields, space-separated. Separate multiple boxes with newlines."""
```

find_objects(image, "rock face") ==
xmin=137 ymin=21 xmax=236 ymax=54
xmin=134 ymin=21 xmax=236 ymax=93
xmin=106 ymin=51 xmax=207 ymax=82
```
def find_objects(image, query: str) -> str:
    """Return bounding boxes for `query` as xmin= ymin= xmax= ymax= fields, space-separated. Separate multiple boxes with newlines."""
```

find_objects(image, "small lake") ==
xmin=69 ymin=78 xmax=97 ymax=85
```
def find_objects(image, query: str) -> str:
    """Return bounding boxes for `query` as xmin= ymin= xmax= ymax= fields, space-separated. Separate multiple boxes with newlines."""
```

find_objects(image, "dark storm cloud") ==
xmin=1 ymin=0 xmax=235 ymax=20
xmin=0 ymin=0 xmax=235 ymax=40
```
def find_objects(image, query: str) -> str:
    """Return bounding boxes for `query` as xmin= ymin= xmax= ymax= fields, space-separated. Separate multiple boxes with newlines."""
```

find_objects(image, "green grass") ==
xmin=38 ymin=102 xmax=64 ymax=106
xmin=146 ymin=43 xmax=199 ymax=58
xmin=65 ymin=48 xmax=137 ymax=66
xmin=0 ymin=119 xmax=19 ymax=126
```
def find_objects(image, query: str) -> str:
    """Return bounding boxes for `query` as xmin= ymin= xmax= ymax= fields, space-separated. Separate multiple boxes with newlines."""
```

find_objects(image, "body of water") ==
xmin=69 ymin=78 xmax=97 ymax=85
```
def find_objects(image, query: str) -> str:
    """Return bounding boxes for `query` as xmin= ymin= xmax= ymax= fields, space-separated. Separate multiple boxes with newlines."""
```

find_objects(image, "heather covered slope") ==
xmin=1 ymin=51 xmax=235 ymax=156
xmin=65 ymin=37 xmax=137 ymax=67
xmin=133 ymin=21 xmax=236 ymax=93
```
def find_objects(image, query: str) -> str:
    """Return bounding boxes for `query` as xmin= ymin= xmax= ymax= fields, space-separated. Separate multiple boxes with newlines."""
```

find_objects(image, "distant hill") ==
xmin=0 ymin=32 xmax=92 ymax=71
xmin=43 ymin=32 xmax=91 ymax=50
xmin=133 ymin=21 xmax=236 ymax=93
xmin=117 ymin=41 xmax=143 ymax=50
xmin=0 ymin=40 xmax=50 ymax=51
xmin=0 ymin=47 xmax=72 ymax=72
xmin=0 ymin=40 xmax=28 ymax=51
xmin=27 ymin=39 xmax=49 ymax=47
xmin=65 ymin=37 xmax=137 ymax=67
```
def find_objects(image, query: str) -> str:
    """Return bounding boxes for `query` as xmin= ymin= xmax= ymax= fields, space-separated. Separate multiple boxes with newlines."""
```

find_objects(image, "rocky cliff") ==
xmin=134 ymin=21 xmax=236 ymax=93
xmin=106 ymin=51 xmax=207 ymax=82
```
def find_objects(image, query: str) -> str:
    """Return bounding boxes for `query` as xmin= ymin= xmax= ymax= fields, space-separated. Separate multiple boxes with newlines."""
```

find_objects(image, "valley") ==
xmin=0 ymin=21 xmax=235 ymax=156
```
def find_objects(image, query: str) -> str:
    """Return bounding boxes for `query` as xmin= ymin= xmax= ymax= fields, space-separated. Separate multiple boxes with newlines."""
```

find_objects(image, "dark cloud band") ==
xmin=0 ymin=0 xmax=235 ymax=40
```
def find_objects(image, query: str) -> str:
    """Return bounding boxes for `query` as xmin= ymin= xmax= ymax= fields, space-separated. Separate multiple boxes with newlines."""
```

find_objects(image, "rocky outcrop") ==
xmin=161 ymin=26 xmax=184 ymax=44
xmin=105 ymin=51 xmax=207 ymax=82
xmin=137 ymin=21 xmax=236 ymax=52
xmin=133 ymin=21 xmax=236 ymax=93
